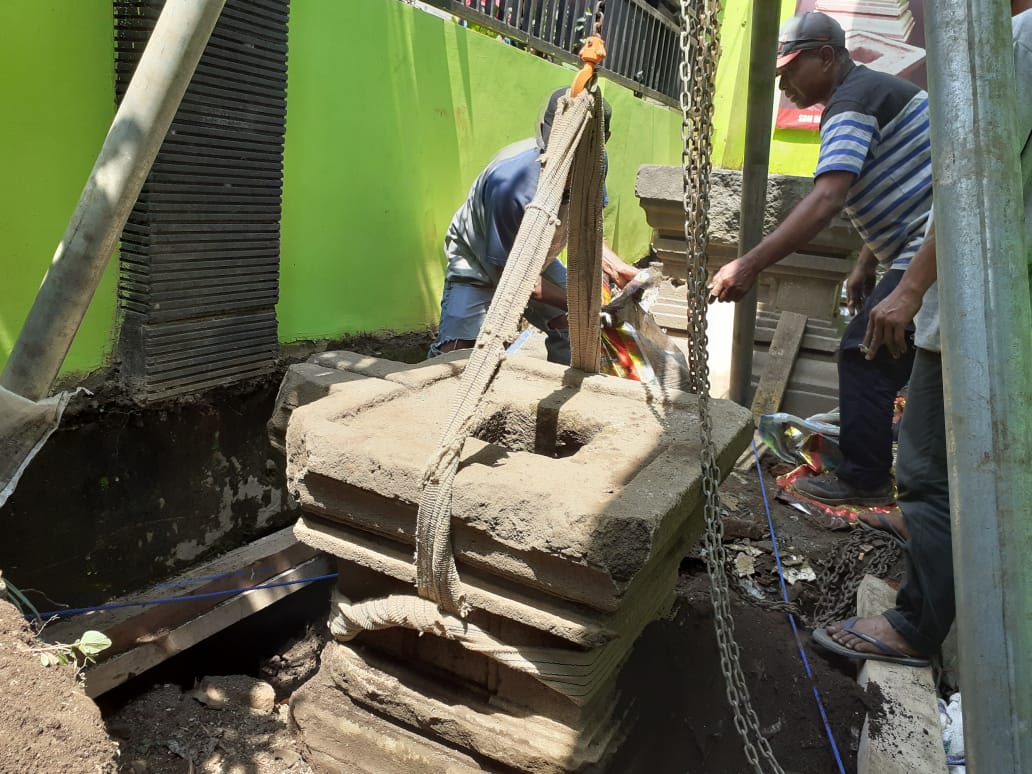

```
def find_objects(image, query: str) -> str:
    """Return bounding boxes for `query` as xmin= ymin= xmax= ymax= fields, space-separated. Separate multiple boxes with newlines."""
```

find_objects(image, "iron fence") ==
xmin=417 ymin=1 xmax=682 ymax=106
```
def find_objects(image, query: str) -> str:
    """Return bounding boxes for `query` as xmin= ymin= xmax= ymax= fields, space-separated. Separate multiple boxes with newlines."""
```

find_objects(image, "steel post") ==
xmin=728 ymin=0 xmax=779 ymax=406
xmin=925 ymin=4 xmax=1032 ymax=771
xmin=0 ymin=0 xmax=227 ymax=401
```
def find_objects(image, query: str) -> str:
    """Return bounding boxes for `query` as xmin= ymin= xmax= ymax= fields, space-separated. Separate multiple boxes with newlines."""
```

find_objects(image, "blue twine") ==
xmin=29 ymin=573 xmax=338 ymax=620
xmin=505 ymin=327 xmax=534 ymax=354
xmin=752 ymin=438 xmax=848 ymax=774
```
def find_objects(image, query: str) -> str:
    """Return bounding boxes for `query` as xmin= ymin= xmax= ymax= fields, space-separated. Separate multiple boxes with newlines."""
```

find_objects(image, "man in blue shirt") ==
xmin=429 ymin=88 xmax=636 ymax=364
xmin=710 ymin=11 xmax=931 ymax=508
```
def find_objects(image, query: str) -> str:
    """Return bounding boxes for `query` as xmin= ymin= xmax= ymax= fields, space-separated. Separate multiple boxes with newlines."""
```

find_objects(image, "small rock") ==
xmin=192 ymin=675 xmax=277 ymax=713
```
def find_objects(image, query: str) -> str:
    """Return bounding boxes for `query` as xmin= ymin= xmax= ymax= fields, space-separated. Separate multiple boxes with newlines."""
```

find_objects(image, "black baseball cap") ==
xmin=538 ymin=87 xmax=613 ymax=149
xmin=776 ymin=12 xmax=846 ymax=69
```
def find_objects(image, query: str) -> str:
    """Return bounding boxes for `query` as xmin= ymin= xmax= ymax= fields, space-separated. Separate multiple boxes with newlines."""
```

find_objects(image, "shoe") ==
xmin=791 ymin=473 xmax=895 ymax=507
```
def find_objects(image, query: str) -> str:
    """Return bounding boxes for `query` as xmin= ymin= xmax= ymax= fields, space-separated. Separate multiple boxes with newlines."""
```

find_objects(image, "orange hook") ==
xmin=571 ymin=35 xmax=607 ymax=98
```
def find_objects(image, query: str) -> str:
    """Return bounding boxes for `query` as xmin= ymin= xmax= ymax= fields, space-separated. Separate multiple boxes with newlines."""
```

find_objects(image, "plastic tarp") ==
xmin=0 ymin=386 xmax=73 ymax=509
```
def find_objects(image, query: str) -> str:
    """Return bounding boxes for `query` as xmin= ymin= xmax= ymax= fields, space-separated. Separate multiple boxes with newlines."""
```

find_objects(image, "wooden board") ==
xmin=750 ymin=311 xmax=808 ymax=419
xmin=83 ymin=555 xmax=332 ymax=698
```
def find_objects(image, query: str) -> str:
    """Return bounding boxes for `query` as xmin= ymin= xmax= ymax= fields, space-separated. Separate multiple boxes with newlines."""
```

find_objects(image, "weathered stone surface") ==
xmin=636 ymin=165 xmax=861 ymax=254
xmin=286 ymin=352 xmax=752 ymax=613
xmin=291 ymin=670 xmax=485 ymax=774
xmin=315 ymin=641 xmax=624 ymax=773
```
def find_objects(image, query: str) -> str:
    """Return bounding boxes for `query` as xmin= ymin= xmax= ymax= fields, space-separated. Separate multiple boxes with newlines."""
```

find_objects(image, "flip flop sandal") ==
xmin=857 ymin=511 xmax=907 ymax=548
xmin=812 ymin=616 xmax=930 ymax=667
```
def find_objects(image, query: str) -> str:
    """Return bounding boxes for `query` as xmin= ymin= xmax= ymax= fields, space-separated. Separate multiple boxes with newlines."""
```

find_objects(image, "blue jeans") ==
xmin=429 ymin=260 xmax=571 ymax=364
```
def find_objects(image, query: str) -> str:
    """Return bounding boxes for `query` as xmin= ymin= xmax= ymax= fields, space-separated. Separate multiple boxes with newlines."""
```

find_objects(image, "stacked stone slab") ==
xmin=278 ymin=349 xmax=752 ymax=772
xmin=636 ymin=165 xmax=863 ymax=416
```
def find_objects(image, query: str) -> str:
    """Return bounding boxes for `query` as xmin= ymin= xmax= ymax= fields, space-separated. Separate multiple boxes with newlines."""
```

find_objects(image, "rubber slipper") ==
xmin=857 ymin=511 xmax=907 ymax=547
xmin=812 ymin=616 xmax=930 ymax=667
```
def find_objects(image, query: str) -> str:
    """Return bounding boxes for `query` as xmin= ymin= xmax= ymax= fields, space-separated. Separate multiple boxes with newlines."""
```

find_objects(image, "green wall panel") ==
xmin=277 ymin=0 xmax=683 ymax=342
xmin=0 ymin=1 xmax=116 ymax=376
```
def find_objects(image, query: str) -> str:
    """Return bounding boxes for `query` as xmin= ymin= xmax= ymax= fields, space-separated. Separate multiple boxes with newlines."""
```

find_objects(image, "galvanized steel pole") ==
xmin=925 ymin=4 xmax=1032 ymax=771
xmin=0 ymin=0 xmax=227 ymax=401
xmin=728 ymin=0 xmax=780 ymax=406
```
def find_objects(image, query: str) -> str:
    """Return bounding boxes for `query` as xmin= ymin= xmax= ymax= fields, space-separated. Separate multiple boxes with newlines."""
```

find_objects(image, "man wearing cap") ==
xmin=710 ymin=11 xmax=931 ymax=508
xmin=429 ymin=88 xmax=637 ymax=364
xmin=813 ymin=1 xmax=1032 ymax=669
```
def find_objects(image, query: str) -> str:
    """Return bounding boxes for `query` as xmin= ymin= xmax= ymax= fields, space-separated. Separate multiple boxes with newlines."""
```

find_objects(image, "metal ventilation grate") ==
xmin=114 ymin=0 xmax=288 ymax=400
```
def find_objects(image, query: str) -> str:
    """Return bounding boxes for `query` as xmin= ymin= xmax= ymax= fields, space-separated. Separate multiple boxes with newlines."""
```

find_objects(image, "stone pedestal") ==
xmin=279 ymin=350 xmax=752 ymax=771
xmin=636 ymin=165 xmax=860 ymax=415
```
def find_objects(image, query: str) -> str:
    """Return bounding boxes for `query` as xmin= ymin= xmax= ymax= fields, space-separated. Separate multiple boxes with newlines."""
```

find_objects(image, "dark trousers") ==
xmin=884 ymin=349 xmax=954 ymax=654
xmin=836 ymin=269 xmax=916 ymax=490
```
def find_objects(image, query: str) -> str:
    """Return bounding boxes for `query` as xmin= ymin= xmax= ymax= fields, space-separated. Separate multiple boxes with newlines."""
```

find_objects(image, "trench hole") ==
xmin=470 ymin=405 xmax=600 ymax=459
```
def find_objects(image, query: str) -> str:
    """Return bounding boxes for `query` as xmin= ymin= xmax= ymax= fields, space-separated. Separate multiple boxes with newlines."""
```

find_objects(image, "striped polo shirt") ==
xmin=816 ymin=63 xmax=933 ymax=271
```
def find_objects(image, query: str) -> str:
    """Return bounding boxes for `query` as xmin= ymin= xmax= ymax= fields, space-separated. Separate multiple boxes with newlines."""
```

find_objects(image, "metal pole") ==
xmin=925 ymin=4 xmax=1032 ymax=772
xmin=728 ymin=0 xmax=779 ymax=406
xmin=0 ymin=0 xmax=227 ymax=401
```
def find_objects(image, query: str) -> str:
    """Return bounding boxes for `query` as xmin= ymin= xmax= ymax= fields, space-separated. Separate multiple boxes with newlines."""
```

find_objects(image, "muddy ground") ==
xmin=1 ymin=330 xmax=904 ymax=773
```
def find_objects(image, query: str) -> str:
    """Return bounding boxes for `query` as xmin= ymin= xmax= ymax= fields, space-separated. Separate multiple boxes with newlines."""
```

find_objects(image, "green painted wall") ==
xmin=712 ymin=0 xmax=821 ymax=174
xmin=0 ymin=0 xmax=822 ymax=375
xmin=277 ymin=0 xmax=684 ymax=341
xmin=0 ymin=1 xmax=117 ymax=376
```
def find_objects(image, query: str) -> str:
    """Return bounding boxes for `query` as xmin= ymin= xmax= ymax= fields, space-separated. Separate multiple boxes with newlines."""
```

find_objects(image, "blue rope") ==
xmin=752 ymin=438 xmax=848 ymax=774
xmin=29 ymin=573 xmax=339 ymax=620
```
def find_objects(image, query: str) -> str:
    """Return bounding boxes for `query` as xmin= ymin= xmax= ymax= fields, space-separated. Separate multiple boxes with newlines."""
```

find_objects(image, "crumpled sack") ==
xmin=758 ymin=410 xmax=843 ymax=472
xmin=939 ymin=692 xmax=965 ymax=773
xmin=1 ymin=386 xmax=77 ymax=510
xmin=599 ymin=266 xmax=691 ymax=392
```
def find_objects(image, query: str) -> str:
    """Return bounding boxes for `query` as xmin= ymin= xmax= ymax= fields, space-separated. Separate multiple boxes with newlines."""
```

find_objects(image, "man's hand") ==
xmin=601 ymin=243 xmax=638 ymax=288
xmin=709 ymin=257 xmax=759 ymax=303
xmin=845 ymin=262 xmax=877 ymax=315
xmin=863 ymin=285 xmax=921 ymax=360
xmin=845 ymin=245 xmax=879 ymax=314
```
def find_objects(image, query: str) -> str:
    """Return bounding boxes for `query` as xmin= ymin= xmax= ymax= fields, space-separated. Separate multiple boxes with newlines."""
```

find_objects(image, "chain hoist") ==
xmin=678 ymin=1 xmax=784 ymax=770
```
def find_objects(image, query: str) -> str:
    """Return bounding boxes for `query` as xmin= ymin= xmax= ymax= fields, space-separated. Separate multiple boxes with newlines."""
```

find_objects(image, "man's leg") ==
xmin=428 ymin=281 xmax=493 ymax=359
xmin=883 ymin=349 xmax=953 ymax=653
xmin=523 ymin=259 xmax=571 ymax=365
xmin=819 ymin=348 xmax=953 ymax=659
xmin=794 ymin=270 xmax=915 ymax=504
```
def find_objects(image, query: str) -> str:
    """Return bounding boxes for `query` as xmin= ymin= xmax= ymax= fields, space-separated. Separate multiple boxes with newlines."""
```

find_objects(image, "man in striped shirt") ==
xmin=710 ymin=11 xmax=930 ymax=508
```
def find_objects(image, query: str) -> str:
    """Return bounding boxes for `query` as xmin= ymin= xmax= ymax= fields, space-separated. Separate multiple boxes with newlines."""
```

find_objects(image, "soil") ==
xmin=0 ymin=330 xmax=903 ymax=773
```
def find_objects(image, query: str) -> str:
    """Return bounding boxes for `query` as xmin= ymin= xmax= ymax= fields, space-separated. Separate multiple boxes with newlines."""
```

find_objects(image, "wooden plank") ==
xmin=750 ymin=310 xmax=808 ymax=419
xmin=46 ymin=526 xmax=309 ymax=651
xmin=82 ymin=556 xmax=332 ymax=698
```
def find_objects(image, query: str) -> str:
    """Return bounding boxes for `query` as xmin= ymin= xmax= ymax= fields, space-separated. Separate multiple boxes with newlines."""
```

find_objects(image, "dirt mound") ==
xmin=0 ymin=599 xmax=118 ymax=773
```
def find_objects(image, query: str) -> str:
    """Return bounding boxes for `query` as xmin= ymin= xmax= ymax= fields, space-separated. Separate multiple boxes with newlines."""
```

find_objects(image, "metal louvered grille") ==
xmin=115 ymin=0 xmax=288 ymax=400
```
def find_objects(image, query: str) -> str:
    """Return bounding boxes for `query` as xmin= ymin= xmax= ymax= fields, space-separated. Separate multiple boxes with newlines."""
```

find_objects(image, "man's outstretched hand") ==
xmin=708 ymin=257 xmax=759 ymax=303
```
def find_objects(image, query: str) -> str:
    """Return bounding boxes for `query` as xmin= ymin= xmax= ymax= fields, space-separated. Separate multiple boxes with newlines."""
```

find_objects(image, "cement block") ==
xmin=855 ymin=575 xmax=948 ymax=774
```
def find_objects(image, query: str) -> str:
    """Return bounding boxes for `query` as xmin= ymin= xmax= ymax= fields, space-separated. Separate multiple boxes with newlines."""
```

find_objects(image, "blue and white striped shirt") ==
xmin=816 ymin=64 xmax=933 ymax=271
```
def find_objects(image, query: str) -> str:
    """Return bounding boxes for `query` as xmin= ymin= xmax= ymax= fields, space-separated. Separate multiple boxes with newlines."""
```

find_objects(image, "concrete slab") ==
xmin=854 ymin=575 xmax=947 ymax=774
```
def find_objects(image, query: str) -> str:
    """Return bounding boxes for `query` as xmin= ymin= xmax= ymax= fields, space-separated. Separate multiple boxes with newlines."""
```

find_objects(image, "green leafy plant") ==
xmin=34 ymin=630 xmax=112 ymax=674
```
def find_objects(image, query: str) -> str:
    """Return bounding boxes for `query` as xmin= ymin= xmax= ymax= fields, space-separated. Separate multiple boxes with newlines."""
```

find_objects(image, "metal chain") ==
xmin=809 ymin=528 xmax=902 ymax=628
xmin=678 ymin=1 xmax=785 ymax=771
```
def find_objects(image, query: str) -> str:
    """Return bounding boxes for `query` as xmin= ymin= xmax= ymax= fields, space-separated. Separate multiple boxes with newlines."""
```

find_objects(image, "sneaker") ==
xmin=791 ymin=474 xmax=895 ymax=507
